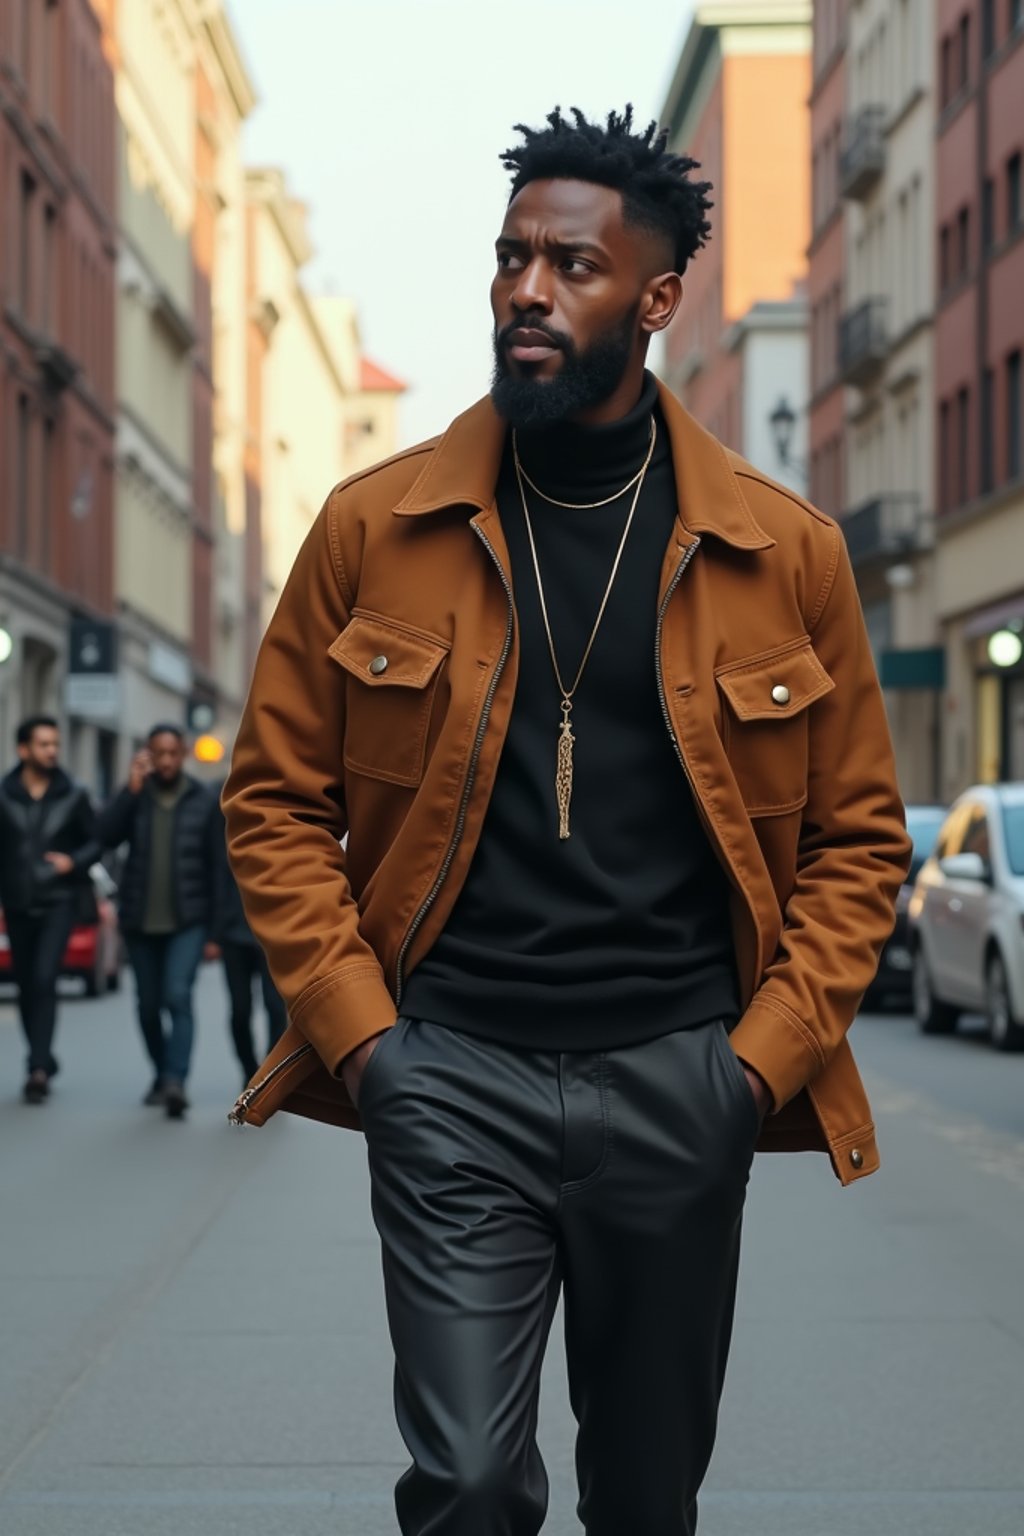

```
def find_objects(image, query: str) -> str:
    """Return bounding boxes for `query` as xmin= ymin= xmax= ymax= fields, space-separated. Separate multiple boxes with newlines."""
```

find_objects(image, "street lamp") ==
xmin=768 ymin=394 xmax=808 ymax=479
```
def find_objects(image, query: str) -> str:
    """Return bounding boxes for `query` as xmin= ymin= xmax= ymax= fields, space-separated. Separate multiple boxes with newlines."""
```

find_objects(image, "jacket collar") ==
xmin=2 ymin=765 xmax=73 ymax=802
xmin=393 ymin=378 xmax=774 ymax=551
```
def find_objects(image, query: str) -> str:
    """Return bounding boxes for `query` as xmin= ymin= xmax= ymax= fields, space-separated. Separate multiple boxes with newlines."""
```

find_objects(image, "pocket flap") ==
xmin=329 ymin=614 xmax=449 ymax=689
xmin=716 ymin=640 xmax=834 ymax=721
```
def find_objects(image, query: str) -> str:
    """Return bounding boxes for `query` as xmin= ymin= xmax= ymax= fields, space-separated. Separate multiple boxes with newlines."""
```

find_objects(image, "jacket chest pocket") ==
xmin=715 ymin=638 xmax=834 ymax=817
xmin=329 ymin=613 xmax=450 ymax=788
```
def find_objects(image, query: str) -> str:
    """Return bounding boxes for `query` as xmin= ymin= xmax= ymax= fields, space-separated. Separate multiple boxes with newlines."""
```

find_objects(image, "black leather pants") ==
xmin=361 ymin=1015 xmax=758 ymax=1536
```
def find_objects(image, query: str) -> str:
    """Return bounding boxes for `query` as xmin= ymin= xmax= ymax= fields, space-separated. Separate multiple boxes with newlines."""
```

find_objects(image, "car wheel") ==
xmin=107 ymin=962 xmax=122 ymax=994
xmin=913 ymin=947 xmax=958 ymax=1035
xmin=986 ymin=952 xmax=1024 ymax=1052
xmin=84 ymin=960 xmax=102 ymax=999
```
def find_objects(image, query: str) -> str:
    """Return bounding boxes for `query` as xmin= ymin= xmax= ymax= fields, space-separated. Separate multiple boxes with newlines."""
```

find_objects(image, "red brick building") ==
xmin=0 ymin=0 xmax=117 ymax=786
xmin=934 ymin=0 xmax=1024 ymax=788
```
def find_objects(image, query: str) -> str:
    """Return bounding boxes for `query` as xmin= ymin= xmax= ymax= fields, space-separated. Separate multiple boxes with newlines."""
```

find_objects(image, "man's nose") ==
xmin=510 ymin=257 xmax=553 ymax=316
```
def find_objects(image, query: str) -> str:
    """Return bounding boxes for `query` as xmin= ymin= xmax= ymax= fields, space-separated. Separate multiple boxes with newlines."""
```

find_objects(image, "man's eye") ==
xmin=497 ymin=252 xmax=522 ymax=272
xmin=560 ymin=257 xmax=591 ymax=274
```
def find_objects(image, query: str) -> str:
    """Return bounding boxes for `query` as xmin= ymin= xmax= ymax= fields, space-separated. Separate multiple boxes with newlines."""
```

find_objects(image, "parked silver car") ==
xmin=907 ymin=784 xmax=1024 ymax=1050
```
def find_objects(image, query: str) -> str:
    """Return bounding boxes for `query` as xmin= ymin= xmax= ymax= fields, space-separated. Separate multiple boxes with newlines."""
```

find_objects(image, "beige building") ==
xmin=347 ymin=355 xmax=408 ymax=477
xmin=196 ymin=5 xmax=258 ymax=750
xmin=245 ymin=174 xmax=404 ymax=628
xmin=245 ymin=170 xmax=348 ymax=627
xmin=114 ymin=0 xmax=197 ymax=764
xmin=840 ymin=0 xmax=939 ymax=800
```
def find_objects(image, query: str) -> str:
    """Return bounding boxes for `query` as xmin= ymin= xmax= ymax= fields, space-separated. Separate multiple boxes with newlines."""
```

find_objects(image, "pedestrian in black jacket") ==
xmin=210 ymin=783 xmax=286 ymax=1085
xmin=0 ymin=716 xmax=100 ymax=1103
xmin=99 ymin=724 xmax=216 ymax=1119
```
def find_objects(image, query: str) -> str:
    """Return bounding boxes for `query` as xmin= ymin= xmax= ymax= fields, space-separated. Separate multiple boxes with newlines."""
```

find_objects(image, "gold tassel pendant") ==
xmin=556 ymin=700 xmax=575 ymax=840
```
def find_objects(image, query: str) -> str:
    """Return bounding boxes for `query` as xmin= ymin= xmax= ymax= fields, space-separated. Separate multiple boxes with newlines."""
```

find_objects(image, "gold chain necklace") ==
xmin=512 ymin=416 xmax=657 ymax=840
xmin=514 ymin=439 xmax=651 ymax=510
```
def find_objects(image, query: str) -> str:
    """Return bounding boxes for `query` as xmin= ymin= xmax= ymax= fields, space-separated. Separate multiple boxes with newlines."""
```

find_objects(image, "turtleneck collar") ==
xmin=512 ymin=371 xmax=663 ymax=505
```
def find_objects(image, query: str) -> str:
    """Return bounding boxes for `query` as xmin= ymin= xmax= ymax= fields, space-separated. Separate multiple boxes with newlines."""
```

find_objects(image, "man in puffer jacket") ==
xmin=99 ymin=724 xmax=217 ymax=1119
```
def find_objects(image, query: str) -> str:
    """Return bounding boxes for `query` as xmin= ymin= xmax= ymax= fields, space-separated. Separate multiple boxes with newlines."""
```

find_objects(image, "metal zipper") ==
xmin=654 ymin=534 xmax=760 ymax=984
xmin=227 ymin=1041 xmax=314 ymax=1126
xmin=394 ymin=521 xmax=515 ymax=1006
xmin=654 ymin=538 xmax=701 ymax=788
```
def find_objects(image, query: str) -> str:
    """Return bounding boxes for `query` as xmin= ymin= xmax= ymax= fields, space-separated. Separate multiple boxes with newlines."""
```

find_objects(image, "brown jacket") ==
xmin=223 ymin=381 xmax=911 ymax=1185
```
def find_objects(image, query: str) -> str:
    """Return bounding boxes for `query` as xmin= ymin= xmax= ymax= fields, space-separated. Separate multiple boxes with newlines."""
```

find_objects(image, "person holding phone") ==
xmin=99 ymin=724 xmax=218 ymax=1118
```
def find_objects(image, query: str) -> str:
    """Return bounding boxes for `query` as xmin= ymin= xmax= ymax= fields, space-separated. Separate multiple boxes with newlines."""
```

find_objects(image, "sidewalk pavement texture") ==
xmin=1 ymin=970 xmax=1023 ymax=1534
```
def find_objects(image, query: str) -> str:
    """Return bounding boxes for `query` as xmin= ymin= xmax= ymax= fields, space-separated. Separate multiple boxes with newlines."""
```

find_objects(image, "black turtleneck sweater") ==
xmin=402 ymin=373 xmax=738 ymax=1049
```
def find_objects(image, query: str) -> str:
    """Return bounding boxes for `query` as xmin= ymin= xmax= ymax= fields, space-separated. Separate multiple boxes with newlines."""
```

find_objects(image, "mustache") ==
xmin=495 ymin=317 xmax=572 ymax=353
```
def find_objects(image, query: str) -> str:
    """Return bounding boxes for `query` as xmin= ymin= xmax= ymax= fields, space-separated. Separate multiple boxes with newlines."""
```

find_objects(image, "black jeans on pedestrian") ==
xmin=124 ymin=926 xmax=206 ymax=1084
xmin=221 ymin=941 xmax=286 ymax=1079
xmin=6 ymin=905 xmax=75 ymax=1076
xmin=361 ymin=1015 xmax=759 ymax=1536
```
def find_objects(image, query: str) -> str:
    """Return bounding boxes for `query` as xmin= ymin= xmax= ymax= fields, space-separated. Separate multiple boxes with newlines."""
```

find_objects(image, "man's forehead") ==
xmin=502 ymin=178 xmax=625 ymax=237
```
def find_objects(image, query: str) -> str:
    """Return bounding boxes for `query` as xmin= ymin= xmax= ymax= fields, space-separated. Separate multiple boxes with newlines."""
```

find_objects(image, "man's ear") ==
xmin=640 ymin=271 xmax=683 ymax=335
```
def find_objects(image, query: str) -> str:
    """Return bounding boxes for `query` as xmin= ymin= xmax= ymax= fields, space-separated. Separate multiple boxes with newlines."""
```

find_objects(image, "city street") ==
xmin=1 ymin=969 xmax=1023 ymax=1536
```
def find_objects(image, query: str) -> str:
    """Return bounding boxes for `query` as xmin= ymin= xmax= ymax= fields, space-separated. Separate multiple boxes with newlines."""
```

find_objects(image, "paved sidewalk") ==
xmin=1 ymin=977 xmax=1023 ymax=1534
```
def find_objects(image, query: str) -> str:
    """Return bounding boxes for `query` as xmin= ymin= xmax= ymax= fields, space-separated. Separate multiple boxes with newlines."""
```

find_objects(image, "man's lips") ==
xmin=505 ymin=328 xmax=561 ymax=364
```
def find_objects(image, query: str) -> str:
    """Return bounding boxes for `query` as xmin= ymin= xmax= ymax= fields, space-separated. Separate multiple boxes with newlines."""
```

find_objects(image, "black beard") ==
xmin=490 ymin=310 xmax=637 ymax=429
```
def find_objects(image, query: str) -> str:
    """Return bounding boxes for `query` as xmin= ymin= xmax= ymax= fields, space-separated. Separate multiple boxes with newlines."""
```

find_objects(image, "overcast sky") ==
xmin=237 ymin=0 xmax=696 ymax=446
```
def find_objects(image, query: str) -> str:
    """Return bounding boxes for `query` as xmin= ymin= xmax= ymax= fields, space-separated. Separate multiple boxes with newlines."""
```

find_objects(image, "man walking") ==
xmin=210 ymin=784 xmax=286 ymax=1086
xmin=100 ymin=725 xmax=216 ymax=1119
xmin=0 ymin=716 xmax=100 ymax=1104
xmin=224 ymin=107 xmax=911 ymax=1534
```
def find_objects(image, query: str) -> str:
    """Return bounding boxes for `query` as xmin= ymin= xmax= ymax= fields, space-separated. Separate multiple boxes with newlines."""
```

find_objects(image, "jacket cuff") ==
xmin=290 ymin=965 xmax=398 ymax=1078
xmin=729 ymin=995 xmax=826 ymax=1111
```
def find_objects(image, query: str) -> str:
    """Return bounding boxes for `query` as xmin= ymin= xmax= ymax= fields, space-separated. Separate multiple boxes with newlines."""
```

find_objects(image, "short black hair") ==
xmin=17 ymin=714 xmax=59 ymax=747
xmin=147 ymin=722 xmax=185 ymax=743
xmin=500 ymin=105 xmax=713 ymax=275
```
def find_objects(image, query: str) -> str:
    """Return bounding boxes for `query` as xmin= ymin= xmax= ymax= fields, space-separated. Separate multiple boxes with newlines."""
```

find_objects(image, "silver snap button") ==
xmin=771 ymin=684 xmax=791 ymax=706
xmin=850 ymin=1147 xmax=864 ymax=1170
xmin=369 ymin=655 xmax=389 ymax=676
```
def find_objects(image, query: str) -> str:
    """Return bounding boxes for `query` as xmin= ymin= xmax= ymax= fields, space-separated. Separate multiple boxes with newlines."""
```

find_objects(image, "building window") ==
xmin=1008 ymin=351 xmax=1022 ymax=480
xmin=19 ymin=0 xmax=31 ymax=80
xmin=16 ymin=395 xmax=31 ymax=558
xmin=940 ymin=223 xmax=951 ymax=288
xmin=19 ymin=170 xmax=35 ymax=319
xmin=983 ymin=0 xmax=996 ymax=55
xmin=941 ymin=36 xmax=952 ymax=107
xmin=1013 ymin=0 xmax=1024 ymax=36
xmin=956 ymin=386 xmax=971 ymax=503
xmin=42 ymin=205 xmax=56 ymax=336
xmin=957 ymin=205 xmax=971 ymax=277
xmin=959 ymin=13 xmax=971 ymax=90
xmin=940 ymin=399 xmax=951 ymax=511
xmin=982 ymin=368 xmax=995 ymax=492
xmin=983 ymin=178 xmax=995 ymax=250
xmin=1008 ymin=153 xmax=1022 ymax=236
xmin=40 ymin=418 xmax=55 ymax=574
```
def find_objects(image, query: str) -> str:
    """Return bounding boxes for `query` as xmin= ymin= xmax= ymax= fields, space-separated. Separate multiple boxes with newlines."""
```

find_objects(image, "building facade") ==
xmin=934 ymin=0 xmax=1024 ymax=792
xmin=195 ymin=5 xmax=257 ymax=750
xmin=244 ymin=171 xmax=352 ymax=630
xmin=839 ymin=0 xmax=939 ymax=802
xmin=659 ymin=0 xmax=812 ymax=495
xmin=113 ymin=0 xmax=197 ymax=767
xmin=0 ymin=0 xmax=117 ymax=787
xmin=808 ymin=0 xmax=848 ymax=522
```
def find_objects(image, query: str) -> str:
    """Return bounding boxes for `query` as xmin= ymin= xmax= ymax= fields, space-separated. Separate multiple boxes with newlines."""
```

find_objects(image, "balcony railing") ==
xmin=840 ymin=106 xmax=886 ymax=200
xmin=841 ymin=493 xmax=934 ymax=568
xmin=839 ymin=297 xmax=889 ymax=387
